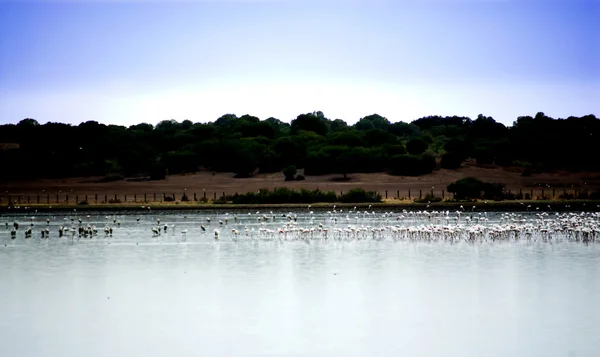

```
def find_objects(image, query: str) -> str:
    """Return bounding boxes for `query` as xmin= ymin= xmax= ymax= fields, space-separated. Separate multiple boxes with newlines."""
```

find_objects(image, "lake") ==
xmin=1 ymin=209 xmax=599 ymax=357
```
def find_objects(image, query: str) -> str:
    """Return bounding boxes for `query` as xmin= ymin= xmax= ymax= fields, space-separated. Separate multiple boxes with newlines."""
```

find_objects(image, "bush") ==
xmin=406 ymin=137 xmax=428 ymax=155
xmin=229 ymin=187 xmax=381 ymax=204
xmin=181 ymin=195 xmax=189 ymax=202
xmin=475 ymin=147 xmax=494 ymax=165
xmin=447 ymin=177 xmax=485 ymax=200
xmin=164 ymin=196 xmax=174 ymax=202
xmin=78 ymin=200 xmax=89 ymax=205
xmin=440 ymin=152 xmax=463 ymax=169
xmin=295 ymin=174 xmax=305 ymax=181
xmin=388 ymin=154 xmax=434 ymax=176
xmin=283 ymin=165 xmax=297 ymax=181
xmin=339 ymin=188 xmax=381 ymax=203
xmin=481 ymin=182 xmax=505 ymax=200
xmin=149 ymin=164 xmax=167 ymax=180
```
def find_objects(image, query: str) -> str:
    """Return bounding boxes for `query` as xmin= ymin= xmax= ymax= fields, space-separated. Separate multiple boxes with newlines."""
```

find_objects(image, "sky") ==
xmin=0 ymin=0 xmax=598 ymax=127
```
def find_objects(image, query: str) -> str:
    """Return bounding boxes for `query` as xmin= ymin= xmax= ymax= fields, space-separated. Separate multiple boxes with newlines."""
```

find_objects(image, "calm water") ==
xmin=1 ymin=210 xmax=599 ymax=357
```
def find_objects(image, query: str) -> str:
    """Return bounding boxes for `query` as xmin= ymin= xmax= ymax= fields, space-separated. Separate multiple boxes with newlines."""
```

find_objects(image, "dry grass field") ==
xmin=2 ymin=163 xmax=599 ymax=204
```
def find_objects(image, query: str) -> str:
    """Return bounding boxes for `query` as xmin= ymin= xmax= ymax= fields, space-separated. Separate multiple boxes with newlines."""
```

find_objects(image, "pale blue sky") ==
xmin=0 ymin=0 xmax=598 ymax=126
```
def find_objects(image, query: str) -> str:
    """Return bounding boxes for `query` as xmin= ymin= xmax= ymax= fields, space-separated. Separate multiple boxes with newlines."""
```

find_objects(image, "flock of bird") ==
xmin=2 ymin=206 xmax=600 ymax=244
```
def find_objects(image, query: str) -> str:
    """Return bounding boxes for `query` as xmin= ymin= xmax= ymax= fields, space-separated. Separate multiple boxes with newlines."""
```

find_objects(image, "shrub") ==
xmin=149 ymin=164 xmax=167 ymax=180
xmin=406 ymin=137 xmax=428 ymax=155
xmin=481 ymin=182 xmax=505 ymax=200
xmin=78 ymin=200 xmax=89 ymax=205
xmin=295 ymin=174 xmax=305 ymax=181
xmin=283 ymin=165 xmax=297 ymax=181
xmin=339 ymin=188 xmax=381 ymax=203
xmin=164 ymin=196 xmax=174 ymax=202
xmin=447 ymin=177 xmax=485 ymax=200
xmin=229 ymin=187 xmax=380 ymax=204
xmin=440 ymin=152 xmax=463 ymax=169
xmin=388 ymin=154 xmax=434 ymax=176
xmin=475 ymin=147 xmax=494 ymax=165
xmin=181 ymin=195 xmax=189 ymax=202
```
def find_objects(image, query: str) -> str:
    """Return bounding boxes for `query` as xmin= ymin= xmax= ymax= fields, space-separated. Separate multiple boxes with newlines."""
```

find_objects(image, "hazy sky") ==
xmin=0 ymin=0 xmax=598 ymax=126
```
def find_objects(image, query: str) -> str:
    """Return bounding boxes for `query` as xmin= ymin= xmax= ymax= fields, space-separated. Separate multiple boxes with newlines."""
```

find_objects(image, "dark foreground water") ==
xmin=1 ymin=211 xmax=599 ymax=357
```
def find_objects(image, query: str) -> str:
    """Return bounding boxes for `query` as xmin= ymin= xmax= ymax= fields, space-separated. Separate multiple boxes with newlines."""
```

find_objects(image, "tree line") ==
xmin=0 ymin=111 xmax=598 ymax=181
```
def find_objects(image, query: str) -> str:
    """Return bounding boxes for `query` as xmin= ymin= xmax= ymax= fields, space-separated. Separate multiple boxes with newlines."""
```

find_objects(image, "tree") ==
xmin=291 ymin=112 xmax=330 ymax=136
xmin=406 ymin=137 xmax=428 ymax=155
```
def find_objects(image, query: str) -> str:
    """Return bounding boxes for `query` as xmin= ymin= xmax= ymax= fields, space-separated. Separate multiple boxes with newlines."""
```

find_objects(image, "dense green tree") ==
xmin=406 ymin=137 xmax=429 ymax=155
xmin=1 ymin=112 xmax=598 ymax=181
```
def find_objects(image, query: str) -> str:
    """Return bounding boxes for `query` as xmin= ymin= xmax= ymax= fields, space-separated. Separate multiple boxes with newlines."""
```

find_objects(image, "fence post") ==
xmin=419 ymin=190 xmax=422 ymax=199
xmin=47 ymin=194 xmax=49 ymax=204
xmin=18 ymin=195 xmax=20 ymax=204
xmin=125 ymin=194 xmax=127 ymax=202
xmin=431 ymin=189 xmax=434 ymax=197
xmin=172 ymin=193 xmax=175 ymax=201
xmin=85 ymin=195 xmax=87 ymax=202
xmin=385 ymin=190 xmax=388 ymax=199
xmin=530 ymin=189 xmax=533 ymax=198
xmin=66 ymin=194 xmax=68 ymax=203
xmin=194 ymin=193 xmax=197 ymax=201
xmin=76 ymin=195 xmax=78 ymax=203
xmin=214 ymin=192 xmax=216 ymax=200
xmin=442 ymin=190 xmax=444 ymax=199
xmin=95 ymin=194 xmax=97 ymax=203
xmin=134 ymin=194 xmax=136 ymax=202
xmin=397 ymin=190 xmax=399 ymax=199
xmin=56 ymin=194 xmax=59 ymax=203
xmin=552 ymin=189 xmax=555 ymax=198
xmin=541 ymin=189 xmax=544 ymax=199
xmin=144 ymin=193 xmax=147 ymax=202
xmin=37 ymin=195 xmax=40 ymax=204
xmin=27 ymin=196 xmax=30 ymax=204
xmin=203 ymin=191 xmax=206 ymax=199
xmin=105 ymin=194 xmax=108 ymax=203
xmin=408 ymin=190 xmax=411 ymax=199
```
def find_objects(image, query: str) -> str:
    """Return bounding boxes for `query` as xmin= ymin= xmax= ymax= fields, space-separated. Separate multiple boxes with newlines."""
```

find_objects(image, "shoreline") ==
xmin=1 ymin=200 xmax=599 ymax=213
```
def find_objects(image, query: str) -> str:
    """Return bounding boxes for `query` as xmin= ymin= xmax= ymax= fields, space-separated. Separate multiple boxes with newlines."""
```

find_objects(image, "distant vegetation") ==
xmin=0 ymin=111 xmax=598 ymax=181
xmin=223 ymin=188 xmax=381 ymax=204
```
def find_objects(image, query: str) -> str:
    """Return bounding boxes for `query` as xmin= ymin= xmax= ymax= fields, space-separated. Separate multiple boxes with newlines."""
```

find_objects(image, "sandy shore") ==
xmin=1 ymin=200 xmax=598 ymax=213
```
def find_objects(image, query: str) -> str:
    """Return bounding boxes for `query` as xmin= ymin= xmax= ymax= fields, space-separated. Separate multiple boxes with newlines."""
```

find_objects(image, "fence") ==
xmin=0 ymin=187 xmax=597 ymax=205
